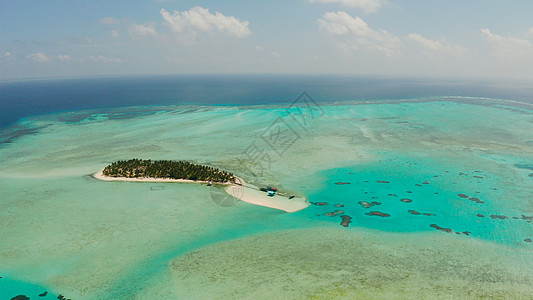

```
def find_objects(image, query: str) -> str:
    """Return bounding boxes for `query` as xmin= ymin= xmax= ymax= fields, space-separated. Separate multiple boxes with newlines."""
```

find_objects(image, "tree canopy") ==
xmin=103 ymin=159 xmax=236 ymax=183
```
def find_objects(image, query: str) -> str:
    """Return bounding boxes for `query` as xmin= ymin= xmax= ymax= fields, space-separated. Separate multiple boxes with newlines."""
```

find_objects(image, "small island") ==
xmin=93 ymin=158 xmax=309 ymax=213
xmin=101 ymin=159 xmax=236 ymax=183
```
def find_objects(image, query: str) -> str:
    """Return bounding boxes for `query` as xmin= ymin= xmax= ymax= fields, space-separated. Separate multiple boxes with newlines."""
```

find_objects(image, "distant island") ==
xmin=101 ymin=159 xmax=236 ymax=183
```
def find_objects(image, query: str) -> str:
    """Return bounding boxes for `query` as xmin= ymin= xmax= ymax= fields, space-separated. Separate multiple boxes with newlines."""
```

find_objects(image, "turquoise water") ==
xmin=303 ymin=155 xmax=532 ymax=246
xmin=0 ymin=277 xmax=57 ymax=299
xmin=1 ymin=98 xmax=532 ymax=298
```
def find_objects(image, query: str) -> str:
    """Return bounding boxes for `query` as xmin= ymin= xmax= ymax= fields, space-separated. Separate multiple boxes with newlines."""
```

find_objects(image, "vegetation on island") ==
xmin=103 ymin=159 xmax=236 ymax=183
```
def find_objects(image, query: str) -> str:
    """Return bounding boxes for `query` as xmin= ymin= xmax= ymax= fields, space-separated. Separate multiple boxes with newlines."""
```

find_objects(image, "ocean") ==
xmin=2 ymin=74 xmax=533 ymax=130
xmin=0 ymin=75 xmax=532 ymax=299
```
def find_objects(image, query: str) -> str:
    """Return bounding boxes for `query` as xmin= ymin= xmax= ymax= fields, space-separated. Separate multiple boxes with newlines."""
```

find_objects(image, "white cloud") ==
xmin=90 ymin=55 xmax=122 ymax=63
xmin=3 ymin=52 xmax=11 ymax=57
xmin=111 ymin=30 xmax=120 ymax=38
xmin=318 ymin=11 xmax=400 ymax=56
xmin=100 ymin=17 xmax=120 ymax=25
xmin=407 ymin=33 xmax=466 ymax=57
xmin=160 ymin=6 xmax=251 ymax=38
xmin=128 ymin=22 xmax=157 ymax=40
xmin=310 ymin=0 xmax=387 ymax=13
xmin=57 ymin=54 xmax=73 ymax=62
xmin=27 ymin=52 xmax=50 ymax=62
xmin=481 ymin=28 xmax=533 ymax=59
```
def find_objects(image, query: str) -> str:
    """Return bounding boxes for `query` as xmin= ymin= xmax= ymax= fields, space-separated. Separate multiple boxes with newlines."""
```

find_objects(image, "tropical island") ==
xmin=93 ymin=159 xmax=309 ymax=213
xmin=101 ymin=158 xmax=236 ymax=183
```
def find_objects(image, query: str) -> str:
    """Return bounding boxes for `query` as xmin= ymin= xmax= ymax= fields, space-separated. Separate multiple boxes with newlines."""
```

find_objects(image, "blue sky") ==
xmin=1 ymin=0 xmax=533 ymax=80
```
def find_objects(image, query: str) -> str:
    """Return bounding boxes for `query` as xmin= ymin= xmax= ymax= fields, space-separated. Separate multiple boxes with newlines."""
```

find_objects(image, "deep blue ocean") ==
xmin=2 ymin=74 xmax=533 ymax=129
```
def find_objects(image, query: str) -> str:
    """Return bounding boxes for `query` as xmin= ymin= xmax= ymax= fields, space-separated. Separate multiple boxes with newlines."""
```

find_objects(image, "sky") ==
xmin=1 ymin=0 xmax=533 ymax=80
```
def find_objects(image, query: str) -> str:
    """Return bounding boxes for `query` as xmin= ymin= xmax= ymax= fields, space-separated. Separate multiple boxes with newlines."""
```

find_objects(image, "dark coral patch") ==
xmin=334 ymin=182 xmax=351 ymax=185
xmin=457 ymin=193 xmax=469 ymax=198
xmin=520 ymin=215 xmax=533 ymax=221
xmin=400 ymin=198 xmax=412 ymax=203
xmin=476 ymin=214 xmax=485 ymax=218
xmin=376 ymin=180 xmax=390 ymax=183
xmin=525 ymin=238 xmax=532 ymax=243
xmin=39 ymin=291 xmax=48 ymax=297
xmin=11 ymin=296 xmax=30 ymax=300
xmin=469 ymin=197 xmax=485 ymax=204
xmin=490 ymin=215 xmax=508 ymax=220
xmin=311 ymin=202 xmax=328 ymax=206
xmin=430 ymin=224 xmax=452 ymax=233
xmin=408 ymin=210 xmax=435 ymax=216
xmin=365 ymin=211 xmax=390 ymax=217
xmin=358 ymin=201 xmax=375 ymax=208
xmin=325 ymin=210 xmax=344 ymax=217
xmin=340 ymin=215 xmax=352 ymax=227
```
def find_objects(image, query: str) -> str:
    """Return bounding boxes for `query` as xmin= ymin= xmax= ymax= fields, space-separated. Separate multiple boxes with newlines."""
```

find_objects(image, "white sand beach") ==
xmin=92 ymin=171 xmax=234 ymax=184
xmin=93 ymin=171 xmax=308 ymax=212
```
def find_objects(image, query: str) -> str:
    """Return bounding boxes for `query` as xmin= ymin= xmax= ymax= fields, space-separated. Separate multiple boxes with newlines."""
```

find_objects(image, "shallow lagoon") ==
xmin=0 ymin=98 xmax=532 ymax=299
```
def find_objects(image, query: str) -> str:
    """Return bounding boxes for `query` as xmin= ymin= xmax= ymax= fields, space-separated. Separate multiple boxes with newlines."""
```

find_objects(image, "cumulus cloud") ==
xmin=90 ymin=55 xmax=122 ymax=63
xmin=56 ymin=54 xmax=73 ymax=62
xmin=481 ymin=28 xmax=533 ymax=59
xmin=318 ymin=11 xmax=400 ymax=56
xmin=27 ymin=52 xmax=50 ymax=62
xmin=310 ymin=0 xmax=387 ymax=13
xmin=3 ymin=52 xmax=11 ymax=57
xmin=407 ymin=33 xmax=466 ymax=57
xmin=111 ymin=30 xmax=120 ymax=37
xmin=128 ymin=22 xmax=157 ymax=40
xmin=160 ymin=6 xmax=251 ymax=38
xmin=100 ymin=17 xmax=120 ymax=25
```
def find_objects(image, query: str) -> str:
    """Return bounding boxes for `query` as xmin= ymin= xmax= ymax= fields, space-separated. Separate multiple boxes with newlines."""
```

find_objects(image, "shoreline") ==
xmin=93 ymin=171 xmax=308 ymax=213
xmin=92 ymin=171 xmax=235 ymax=184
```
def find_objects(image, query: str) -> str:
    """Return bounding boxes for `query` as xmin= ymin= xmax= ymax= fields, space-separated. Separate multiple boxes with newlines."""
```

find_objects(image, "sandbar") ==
xmin=226 ymin=184 xmax=309 ymax=213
